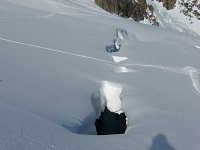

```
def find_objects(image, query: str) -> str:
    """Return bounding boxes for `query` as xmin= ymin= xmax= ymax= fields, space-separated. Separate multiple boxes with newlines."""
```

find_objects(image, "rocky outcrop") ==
xmin=157 ymin=0 xmax=176 ymax=10
xmin=179 ymin=0 xmax=200 ymax=21
xmin=95 ymin=0 xmax=147 ymax=21
xmin=146 ymin=4 xmax=159 ymax=26
xmin=156 ymin=0 xmax=199 ymax=21
xmin=95 ymin=0 xmax=199 ymax=27
xmin=95 ymin=0 xmax=159 ymax=26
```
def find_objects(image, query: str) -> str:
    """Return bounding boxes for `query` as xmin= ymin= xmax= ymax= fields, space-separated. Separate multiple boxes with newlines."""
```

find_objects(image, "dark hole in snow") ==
xmin=95 ymin=106 xmax=127 ymax=135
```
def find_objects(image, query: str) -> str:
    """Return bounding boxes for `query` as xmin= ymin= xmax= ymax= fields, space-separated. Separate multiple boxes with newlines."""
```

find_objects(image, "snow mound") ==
xmin=100 ymin=81 xmax=123 ymax=114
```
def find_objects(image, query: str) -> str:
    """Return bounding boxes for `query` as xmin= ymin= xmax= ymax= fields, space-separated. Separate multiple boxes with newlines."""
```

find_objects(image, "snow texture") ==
xmin=0 ymin=0 xmax=200 ymax=150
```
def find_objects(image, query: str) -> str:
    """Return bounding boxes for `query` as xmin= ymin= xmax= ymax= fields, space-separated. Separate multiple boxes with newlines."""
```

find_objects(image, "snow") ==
xmin=0 ymin=37 xmax=115 ymax=65
xmin=184 ymin=66 xmax=200 ymax=95
xmin=115 ymin=66 xmax=131 ymax=73
xmin=196 ymin=45 xmax=200 ymax=49
xmin=100 ymin=81 xmax=123 ymax=114
xmin=146 ymin=0 xmax=200 ymax=36
xmin=0 ymin=0 xmax=200 ymax=150
xmin=112 ymin=56 xmax=128 ymax=63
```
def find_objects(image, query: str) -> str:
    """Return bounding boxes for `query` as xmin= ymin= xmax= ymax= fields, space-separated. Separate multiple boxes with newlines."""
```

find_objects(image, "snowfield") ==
xmin=0 ymin=0 xmax=200 ymax=150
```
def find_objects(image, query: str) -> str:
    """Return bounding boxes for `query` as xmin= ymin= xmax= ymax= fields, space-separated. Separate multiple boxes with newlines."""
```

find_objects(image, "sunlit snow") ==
xmin=0 ymin=0 xmax=200 ymax=150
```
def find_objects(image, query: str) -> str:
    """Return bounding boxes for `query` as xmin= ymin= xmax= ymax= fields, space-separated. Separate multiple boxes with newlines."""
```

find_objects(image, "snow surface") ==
xmin=100 ymin=81 xmax=123 ymax=114
xmin=0 ymin=0 xmax=200 ymax=150
xmin=112 ymin=56 xmax=128 ymax=63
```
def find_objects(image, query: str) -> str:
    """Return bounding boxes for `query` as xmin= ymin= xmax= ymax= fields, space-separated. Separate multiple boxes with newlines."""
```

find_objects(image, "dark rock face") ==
xmin=157 ymin=0 xmax=176 ymax=10
xmin=95 ymin=106 xmax=127 ymax=135
xmin=94 ymin=0 xmax=159 ymax=26
xmin=95 ymin=0 xmax=147 ymax=21
xmin=95 ymin=0 xmax=199 ymax=27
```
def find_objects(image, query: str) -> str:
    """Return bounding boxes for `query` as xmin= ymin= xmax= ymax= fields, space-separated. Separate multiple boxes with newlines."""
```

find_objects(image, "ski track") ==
xmin=0 ymin=13 xmax=95 ymax=19
xmin=0 ymin=37 xmax=116 ymax=65
xmin=0 ymin=13 xmax=55 ymax=19
xmin=0 ymin=37 xmax=200 ymax=95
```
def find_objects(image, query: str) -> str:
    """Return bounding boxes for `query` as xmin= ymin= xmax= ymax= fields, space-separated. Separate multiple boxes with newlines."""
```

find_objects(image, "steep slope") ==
xmin=146 ymin=0 xmax=200 ymax=36
xmin=95 ymin=0 xmax=200 ymax=36
xmin=94 ymin=0 xmax=159 ymax=25
xmin=0 ymin=0 xmax=200 ymax=150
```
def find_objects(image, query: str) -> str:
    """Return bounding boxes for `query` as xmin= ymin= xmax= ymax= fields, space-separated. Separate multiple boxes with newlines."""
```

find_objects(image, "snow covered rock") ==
xmin=94 ymin=0 xmax=148 ymax=21
xmin=95 ymin=0 xmax=200 ymax=35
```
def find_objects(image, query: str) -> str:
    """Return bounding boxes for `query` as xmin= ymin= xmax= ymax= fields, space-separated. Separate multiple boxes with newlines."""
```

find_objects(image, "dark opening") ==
xmin=95 ymin=106 xmax=127 ymax=135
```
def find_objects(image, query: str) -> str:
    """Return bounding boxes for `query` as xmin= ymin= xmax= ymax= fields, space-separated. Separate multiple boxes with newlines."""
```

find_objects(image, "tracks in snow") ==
xmin=0 ymin=13 xmax=55 ymax=19
xmin=95 ymin=29 xmax=131 ymax=134
xmin=126 ymin=63 xmax=200 ymax=95
xmin=0 ymin=35 xmax=200 ymax=96
xmin=0 ymin=37 xmax=115 ymax=65
xmin=1 ymin=31 xmax=200 ymax=134
xmin=106 ymin=28 xmax=128 ymax=53
xmin=108 ymin=29 xmax=131 ymax=73
xmin=99 ymin=28 xmax=130 ymax=116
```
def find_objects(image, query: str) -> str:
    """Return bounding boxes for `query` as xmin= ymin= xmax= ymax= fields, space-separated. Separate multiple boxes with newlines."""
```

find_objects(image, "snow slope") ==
xmin=144 ymin=0 xmax=200 ymax=36
xmin=0 ymin=0 xmax=200 ymax=150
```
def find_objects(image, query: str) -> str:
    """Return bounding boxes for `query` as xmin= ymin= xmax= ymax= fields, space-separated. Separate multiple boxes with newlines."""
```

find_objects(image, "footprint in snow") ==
xmin=106 ymin=28 xmax=128 ymax=53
